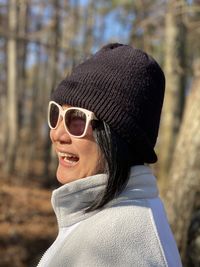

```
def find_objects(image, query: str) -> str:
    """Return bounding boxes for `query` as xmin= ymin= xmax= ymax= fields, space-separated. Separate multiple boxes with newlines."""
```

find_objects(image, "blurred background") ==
xmin=0 ymin=0 xmax=200 ymax=266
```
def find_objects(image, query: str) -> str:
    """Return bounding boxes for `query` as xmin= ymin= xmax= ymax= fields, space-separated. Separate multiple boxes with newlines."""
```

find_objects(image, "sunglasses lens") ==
xmin=65 ymin=109 xmax=87 ymax=136
xmin=49 ymin=103 xmax=59 ymax=128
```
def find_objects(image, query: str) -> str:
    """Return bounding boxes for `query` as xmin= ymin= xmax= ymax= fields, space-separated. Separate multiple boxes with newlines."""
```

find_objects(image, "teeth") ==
xmin=58 ymin=152 xmax=74 ymax=157
xmin=58 ymin=152 xmax=79 ymax=161
xmin=63 ymin=158 xmax=77 ymax=164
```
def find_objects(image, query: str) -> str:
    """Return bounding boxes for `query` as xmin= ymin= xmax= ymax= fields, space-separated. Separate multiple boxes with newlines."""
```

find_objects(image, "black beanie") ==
xmin=52 ymin=43 xmax=165 ymax=163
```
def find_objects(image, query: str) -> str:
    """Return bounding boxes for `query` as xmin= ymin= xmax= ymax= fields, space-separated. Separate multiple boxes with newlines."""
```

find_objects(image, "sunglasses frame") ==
xmin=48 ymin=101 xmax=98 ymax=138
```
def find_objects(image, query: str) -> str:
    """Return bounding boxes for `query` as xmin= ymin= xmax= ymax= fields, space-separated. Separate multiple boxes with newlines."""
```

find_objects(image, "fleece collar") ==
xmin=51 ymin=165 xmax=158 ymax=228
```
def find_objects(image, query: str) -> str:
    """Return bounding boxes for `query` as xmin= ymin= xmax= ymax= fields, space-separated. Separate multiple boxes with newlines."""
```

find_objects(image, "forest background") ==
xmin=0 ymin=0 xmax=200 ymax=266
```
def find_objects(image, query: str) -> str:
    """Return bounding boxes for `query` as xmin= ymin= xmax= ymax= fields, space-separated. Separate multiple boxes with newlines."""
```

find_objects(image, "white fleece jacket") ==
xmin=37 ymin=165 xmax=182 ymax=267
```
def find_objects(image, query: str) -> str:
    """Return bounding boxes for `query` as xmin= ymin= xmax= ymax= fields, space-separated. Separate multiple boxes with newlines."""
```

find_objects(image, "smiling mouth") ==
xmin=58 ymin=152 xmax=79 ymax=166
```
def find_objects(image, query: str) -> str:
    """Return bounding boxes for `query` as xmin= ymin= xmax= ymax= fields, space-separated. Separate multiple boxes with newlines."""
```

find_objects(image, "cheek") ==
xmin=50 ymin=130 xmax=54 ymax=143
xmin=78 ymin=139 xmax=98 ymax=158
xmin=78 ymin=140 xmax=104 ymax=172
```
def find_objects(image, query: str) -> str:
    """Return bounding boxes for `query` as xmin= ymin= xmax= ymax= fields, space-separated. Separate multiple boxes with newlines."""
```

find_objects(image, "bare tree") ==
xmin=43 ymin=0 xmax=61 ymax=180
xmin=158 ymin=0 xmax=187 ymax=190
xmin=4 ymin=0 xmax=18 ymax=174
xmin=164 ymin=59 xmax=200 ymax=266
xmin=0 ymin=39 xmax=7 ymax=166
xmin=82 ymin=0 xmax=95 ymax=56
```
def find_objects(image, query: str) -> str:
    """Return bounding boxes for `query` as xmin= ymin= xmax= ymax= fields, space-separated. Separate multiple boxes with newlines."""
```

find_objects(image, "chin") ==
xmin=56 ymin=161 xmax=103 ymax=184
xmin=56 ymin=168 xmax=75 ymax=184
xmin=56 ymin=164 xmax=85 ymax=184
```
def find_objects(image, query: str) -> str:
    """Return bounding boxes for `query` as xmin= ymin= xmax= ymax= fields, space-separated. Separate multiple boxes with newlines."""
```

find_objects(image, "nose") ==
xmin=50 ymin=119 xmax=71 ymax=144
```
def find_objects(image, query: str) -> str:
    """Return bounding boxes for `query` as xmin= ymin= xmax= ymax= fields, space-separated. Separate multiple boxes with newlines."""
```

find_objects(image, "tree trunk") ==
xmin=82 ymin=0 xmax=95 ymax=57
xmin=0 ymin=41 xmax=7 ymax=166
xmin=17 ymin=0 xmax=28 ymax=128
xmin=163 ymin=59 xmax=200 ymax=266
xmin=43 ymin=0 xmax=60 ymax=181
xmin=4 ymin=0 xmax=18 ymax=174
xmin=158 ymin=0 xmax=187 ymax=190
xmin=71 ymin=0 xmax=80 ymax=67
xmin=14 ymin=0 xmax=29 ymax=177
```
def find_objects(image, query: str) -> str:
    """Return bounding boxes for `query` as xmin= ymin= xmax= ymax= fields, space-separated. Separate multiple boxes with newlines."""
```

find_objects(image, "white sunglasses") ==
xmin=48 ymin=101 xmax=98 ymax=138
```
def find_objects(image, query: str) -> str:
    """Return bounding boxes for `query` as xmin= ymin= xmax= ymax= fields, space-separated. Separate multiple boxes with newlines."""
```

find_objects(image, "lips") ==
xmin=57 ymin=151 xmax=79 ymax=167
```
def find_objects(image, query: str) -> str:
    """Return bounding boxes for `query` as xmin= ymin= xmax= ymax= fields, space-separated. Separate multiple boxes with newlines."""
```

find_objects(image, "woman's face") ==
xmin=50 ymin=105 xmax=104 ymax=184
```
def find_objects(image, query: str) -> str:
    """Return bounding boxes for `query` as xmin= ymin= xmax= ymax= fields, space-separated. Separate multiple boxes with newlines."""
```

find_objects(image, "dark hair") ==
xmin=86 ymin=121 xmax=144 ymax=212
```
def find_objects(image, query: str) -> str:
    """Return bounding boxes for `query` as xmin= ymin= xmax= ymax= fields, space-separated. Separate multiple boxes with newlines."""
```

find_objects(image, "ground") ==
xmin=0 ymin=178 xmax=57 ymax=267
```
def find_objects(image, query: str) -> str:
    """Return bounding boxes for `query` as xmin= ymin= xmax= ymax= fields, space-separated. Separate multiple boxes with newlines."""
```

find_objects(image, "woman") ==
xmin=37 ymin=43 xmax=182 ymax=266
